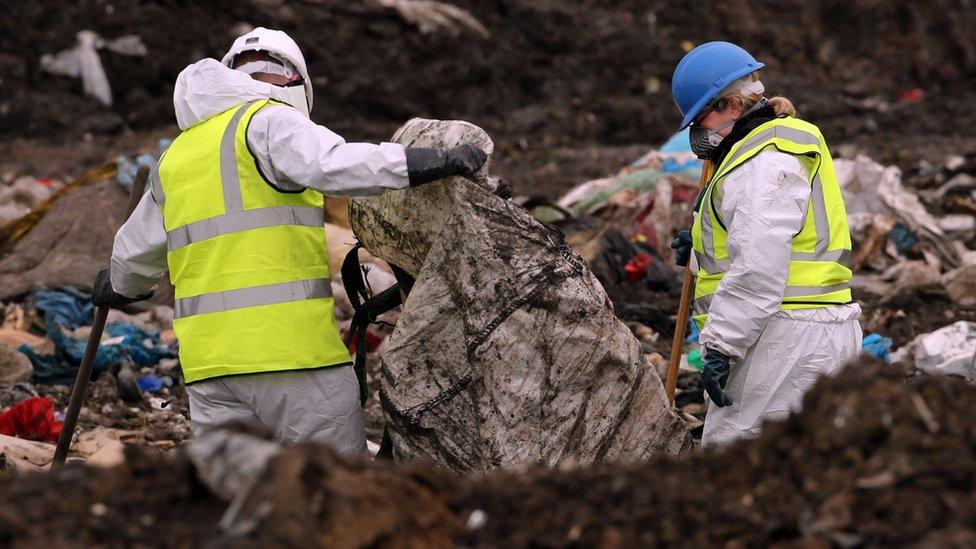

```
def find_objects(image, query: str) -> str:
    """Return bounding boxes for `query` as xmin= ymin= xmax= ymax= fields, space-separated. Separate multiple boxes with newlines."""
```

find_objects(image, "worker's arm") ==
xmin=698 ymin=151 xmax=811 ymax=360
xmin=109 ymin=189 xmax=168 ymax=298
xmin=248 ymin=106 xmax=486 ymax=196
xmin=247 ymin=105 xmax=410 ymax=197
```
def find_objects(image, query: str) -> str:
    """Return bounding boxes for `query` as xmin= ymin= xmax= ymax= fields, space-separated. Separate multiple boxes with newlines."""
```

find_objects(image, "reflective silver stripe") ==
xmin=698 ymin=249 xmax=850 ymax=275
xmin=810 ymin=174 xmax=830 ymax=255
xmin=782 ymin=281 xmax=850 ymax=298
xmin=174 ymin=278 xmax=332 ymax=319
xmin=697 ymin=254 xmax=731 ymax=274
xmin=150 ymin=164 xmax=165 ymax=206
xmin=220 ymin=101 xmax=258 ymax=214
xmin=166 ymin=206 xmax=324 ymax=250
xmin=720 ymin=125 xmax=821 ymax=178
xmin=692 ymin=294 xmax=712 ymax=316
xmin=791 ymin=248 xmax=852 ymax=267
xmin=697 ymin=186 xmax=732 ymax=274
xmin=699 ymin=189 xmax=715 ymax=265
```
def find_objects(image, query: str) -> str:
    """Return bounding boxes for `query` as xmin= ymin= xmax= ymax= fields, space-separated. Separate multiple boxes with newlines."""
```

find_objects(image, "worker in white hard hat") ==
xmin=669 ymin=42 xmax=862 ymax=447
xmin=91 ymin=27 xmax=488 ymax=454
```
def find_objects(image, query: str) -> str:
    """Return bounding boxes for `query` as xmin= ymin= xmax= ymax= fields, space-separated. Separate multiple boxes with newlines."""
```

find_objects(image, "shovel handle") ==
xmin=665 ymin=160 xmax=713 ymax=405
xmin=52 ymin=166 xmax=150 ymax=469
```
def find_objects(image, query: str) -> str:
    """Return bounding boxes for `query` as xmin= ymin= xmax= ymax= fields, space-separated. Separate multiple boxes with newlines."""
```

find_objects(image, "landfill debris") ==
xmin=941 ymin=264 xmax=976 ymax=308
xmin=350 ymin=119 xmax=691 ymax=471
xmin=0 ymin=177 xmax=129 ymax=300
xmin=0 ymin=176 xmax=59 ymax=227
xmin=912 ymin=321 xmax=976 ymax=379
xmin=1 ymin=361 xmax=975 ymax=546
xmin=16 ymin=287 xmax=175 ymax=386
xmin=836 ymin=155 xmax=963 ymax=271
xmin=39 ymin=30 xmax=147 ymax=106
xmin=878 ymin=260 xmax=941 ymax=301
xmin=556 ymin=137 xmax=701 ymax=260
xmin=0 ymin=344 xmax=33 ymax=386
xmin=371 ymin=0 xmax=490 ymax=39
xmin=115 ymin=139 xmax=171 ymax=192
xmin=185 ymin=427 xmax=281 ymax=501
xmin=136 ymin=375 xmax=163 ymax=395
xmin=861 ymin=333 xmax=893 ymax=363
xmin=0 ymin=396 xmax=61 ymax=443
xmin=0 ymin=427 xmax=134 ymax=472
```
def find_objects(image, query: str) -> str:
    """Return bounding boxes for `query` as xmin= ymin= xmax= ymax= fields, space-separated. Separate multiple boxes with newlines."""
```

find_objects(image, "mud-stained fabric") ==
xmin=349 ymin=119 xmax=691 ymax=472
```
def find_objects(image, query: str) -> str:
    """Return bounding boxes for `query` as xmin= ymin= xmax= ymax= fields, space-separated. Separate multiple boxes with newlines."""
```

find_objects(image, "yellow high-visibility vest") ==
xmin=152 ymin=99 xmax=351 ymax=384
xmin=690 ymin=116 xmax=853 ymax=331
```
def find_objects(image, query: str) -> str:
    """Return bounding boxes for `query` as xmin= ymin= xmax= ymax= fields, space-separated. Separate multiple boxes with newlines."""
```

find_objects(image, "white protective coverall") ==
xmin=110 ymin=59 xmax=412 ymax=453
xmin=697 ymin=150 xmax=862 ymax=448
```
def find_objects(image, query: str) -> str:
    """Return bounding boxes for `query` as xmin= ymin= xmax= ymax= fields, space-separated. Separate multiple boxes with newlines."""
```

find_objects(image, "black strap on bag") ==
xmin=341 ymin=243 xmax=405 ymax=407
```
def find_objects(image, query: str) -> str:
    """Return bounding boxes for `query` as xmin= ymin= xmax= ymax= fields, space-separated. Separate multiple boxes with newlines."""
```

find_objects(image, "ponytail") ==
xmin=768 ymin=96 xmax=796 ymax=117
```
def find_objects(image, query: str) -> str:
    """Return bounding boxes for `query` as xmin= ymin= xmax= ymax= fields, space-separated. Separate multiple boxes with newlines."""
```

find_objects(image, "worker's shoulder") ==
xmin=249 ymin=101 xmax=334 ymax=136
xmin=763 ymin=115 xmax=825 ymax=141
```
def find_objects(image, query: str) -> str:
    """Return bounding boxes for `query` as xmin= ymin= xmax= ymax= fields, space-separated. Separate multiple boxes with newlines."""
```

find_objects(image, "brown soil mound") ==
xmin=3 ymin=1 xmax=976 ymax=196
xmin=2 ymin=357 xmax=974 ymax=547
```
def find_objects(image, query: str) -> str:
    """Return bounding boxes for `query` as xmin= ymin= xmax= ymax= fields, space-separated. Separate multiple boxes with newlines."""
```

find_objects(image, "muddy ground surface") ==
xmin=2 ymin=1 xmax=976 ymax=197
xmin=2 ymin=359 xmax=975 ymax=547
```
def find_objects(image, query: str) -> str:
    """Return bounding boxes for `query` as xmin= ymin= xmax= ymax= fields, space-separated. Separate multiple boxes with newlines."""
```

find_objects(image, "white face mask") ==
xmin=279 ymin=82 xmax=311 ymax=119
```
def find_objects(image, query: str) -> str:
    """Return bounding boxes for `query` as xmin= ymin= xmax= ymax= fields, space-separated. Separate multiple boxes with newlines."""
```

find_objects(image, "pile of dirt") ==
xmin=3 ymin=1 xmax=976 ymax=196
xmin=455 ymin=356 xmax=976 ymax=547
xmin=2 ymin=358 xmax=974 ymax=546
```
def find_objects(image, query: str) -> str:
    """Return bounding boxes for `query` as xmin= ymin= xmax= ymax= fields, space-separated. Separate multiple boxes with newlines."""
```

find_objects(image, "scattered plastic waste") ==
xmin=913 ymin=321 xmax=976 ymax=379
xmin=137 ymin=375 xmax=164 ymax=394
xmin=39 ymin=30 xmax=147 ymax=106
xmin=861 ymin=333 xmax=893 ymax=363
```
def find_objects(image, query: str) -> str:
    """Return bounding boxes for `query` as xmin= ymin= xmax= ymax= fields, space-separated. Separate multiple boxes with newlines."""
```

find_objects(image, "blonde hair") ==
xmin=713 ymin=72 xmax=796 ymax=117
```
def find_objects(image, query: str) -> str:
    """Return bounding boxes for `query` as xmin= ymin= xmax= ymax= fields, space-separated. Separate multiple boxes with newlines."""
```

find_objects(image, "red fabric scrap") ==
xmin=0 ymin=396 xmax=63 ymax=443
xmin=348 ymin=330 xmax=384 ymax=354
xmin=898 ymin=88 xmax=925 ymax=103
xmin=624 ymin=252 xmax=653 ymax=281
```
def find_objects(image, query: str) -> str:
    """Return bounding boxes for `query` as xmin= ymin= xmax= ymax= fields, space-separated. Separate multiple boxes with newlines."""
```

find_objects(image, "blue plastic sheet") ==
xmin=659 ymin=129 xmax=702 ymax=176
xmin=137 ymin=375 xmax=163 ymax=394
xmin=16 ymin=287 xmax=175 ymax=386
xmin=862 ymin=333 xmax=893 ymax=363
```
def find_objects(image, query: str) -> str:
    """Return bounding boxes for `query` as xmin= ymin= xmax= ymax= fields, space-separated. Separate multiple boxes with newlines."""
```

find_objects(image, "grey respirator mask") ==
xmin=690 ymin=119 xmax=734 ymax=160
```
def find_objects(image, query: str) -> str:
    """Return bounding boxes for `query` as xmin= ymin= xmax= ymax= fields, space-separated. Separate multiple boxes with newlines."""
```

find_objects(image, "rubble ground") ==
xmin=2 ymin=359 xmax=975 ymax=547
xmin=1 ymin=0 xmax=976 ymax=545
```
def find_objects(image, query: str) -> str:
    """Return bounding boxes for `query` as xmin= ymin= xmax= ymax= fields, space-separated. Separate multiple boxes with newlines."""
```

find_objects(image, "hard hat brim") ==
xmin=676 ymin=62 xmax=765 ymax=131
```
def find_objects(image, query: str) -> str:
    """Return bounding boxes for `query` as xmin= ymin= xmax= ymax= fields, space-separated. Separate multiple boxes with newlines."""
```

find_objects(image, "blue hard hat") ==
xmin=671 ymin=41 xmax=765 ymax=130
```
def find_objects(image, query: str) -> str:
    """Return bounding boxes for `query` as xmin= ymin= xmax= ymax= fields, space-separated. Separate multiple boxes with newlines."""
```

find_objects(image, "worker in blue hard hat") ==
xmin=669 ymin=42 xmax=862 ymax=447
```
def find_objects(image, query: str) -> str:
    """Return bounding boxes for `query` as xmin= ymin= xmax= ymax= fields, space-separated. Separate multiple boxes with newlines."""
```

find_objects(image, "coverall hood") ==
xmin=173 ymin=58 xmax=303 ymax=130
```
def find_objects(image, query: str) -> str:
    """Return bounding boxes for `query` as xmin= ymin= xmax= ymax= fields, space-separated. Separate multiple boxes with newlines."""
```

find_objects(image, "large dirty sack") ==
xmin=349 ymin=119 xmax=691 ymax=471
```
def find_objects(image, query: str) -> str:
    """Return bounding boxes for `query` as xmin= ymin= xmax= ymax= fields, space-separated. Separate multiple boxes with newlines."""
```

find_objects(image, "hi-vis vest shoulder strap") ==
xmin=690 ymin=117 xmax=853 ymax=331
xmin=154 ymin=99 xmax=351 ymax=384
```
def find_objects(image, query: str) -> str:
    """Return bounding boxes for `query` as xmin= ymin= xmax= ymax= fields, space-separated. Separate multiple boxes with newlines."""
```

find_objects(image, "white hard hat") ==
xmin=221 ymin=27 xmax=314 ymax=114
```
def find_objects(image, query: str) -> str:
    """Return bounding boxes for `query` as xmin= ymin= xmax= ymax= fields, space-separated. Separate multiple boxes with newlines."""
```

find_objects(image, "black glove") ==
xmin=405 ymin=143 xmax=488 ymax=187
xmin=700 ymin=347 xmax=733 ymax=407
xmin=91 ymin=269 xmax=152 ymax=308
xmin=670 ymin=230 xmax=692 ymax=267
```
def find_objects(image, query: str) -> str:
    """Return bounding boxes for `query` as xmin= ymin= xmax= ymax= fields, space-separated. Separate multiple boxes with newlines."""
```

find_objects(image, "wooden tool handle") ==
xmin=52 ymin=165 xmax=151 ymax=469
xmin=665 ymin=160 xmax=713 ymax=406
